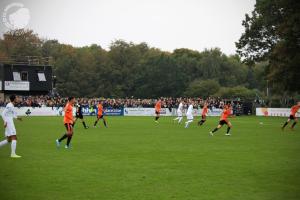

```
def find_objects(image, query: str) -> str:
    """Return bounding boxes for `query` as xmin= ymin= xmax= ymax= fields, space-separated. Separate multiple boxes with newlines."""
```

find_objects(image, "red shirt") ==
xmin=202 ymin=106 xmax=208 ymax=116
xmin=97 ymin=104 xmax=103 ymax=116
xmin=220 ymin=108 xmax=231 ymax=121
xmin=290 ymin=105 xmax=300 ymax=116
xmin=64 ymin=103 xmax=73 ymax=124
xmin=155 ymin=101 xmax=161 ymax=112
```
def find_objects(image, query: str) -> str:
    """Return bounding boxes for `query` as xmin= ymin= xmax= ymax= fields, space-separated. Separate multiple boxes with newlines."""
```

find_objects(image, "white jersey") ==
xmin=186 ymin=104 xmax=193 ymax=120
xmin=177 ymin=103 xmax=183 ymax=112
xmin=177 ymin=103 xmax=183 ymax=116
xmin=1 ymin=102 xmax=17 ymax=136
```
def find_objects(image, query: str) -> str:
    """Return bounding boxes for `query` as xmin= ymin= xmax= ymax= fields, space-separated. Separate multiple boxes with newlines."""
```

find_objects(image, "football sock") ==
xmin=58 ymin=134 xmax=68 ymax=142
xmin=227 ymin=127 xmax=231 ymax=133
xmin=94 ymin=120 xmax=98 ymax=126
xmin=178 ymin=117 xmax=183 ymax=123
xmin=82 ymin=122 xmax=87 ymax=128
xmin=67 ymin=135 xmax=72 ymax=146
xmin=185 ymin=120 xmax=193 ymax=128
xmin=212 ymin=128 xmax=219 ymax=133
xmin=0 ymin=139 xmax=8 ymax=148
xmin=11 ymin=140 xmax=17 ymax=155
xmin=155 ymin=117 xmax=159 ymax=121
xmin=282 ymin=121 xmax=288 ymax=128
xmin=291 ymin=122 xmax=297 ymax=128
xmin=103 ymin=119 xmax=107 ymax=127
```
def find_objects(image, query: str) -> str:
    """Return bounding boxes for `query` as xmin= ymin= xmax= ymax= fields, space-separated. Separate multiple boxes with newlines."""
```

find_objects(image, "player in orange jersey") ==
xmin=56 ymin=97 xmax=76 ymax=149
xmin=154 ymin=99 xmax=162 ymax=123
xmin=210 ymin=104 xmax=233 ymax=136
xmin=93 ymin=101 xmax=107 ymax=128
xmin=282 ymin=102 xmax=300 ymax=130
xmin=198 ymin=102 xmax=209 ymax=126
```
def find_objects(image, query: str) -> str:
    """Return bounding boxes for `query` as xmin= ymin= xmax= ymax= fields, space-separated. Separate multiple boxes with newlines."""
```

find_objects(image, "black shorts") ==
xmin=76 ymin=113 xmax=83 ymax=119
xmin=155 ymin=111 xmax=160 ymax=115
xmin=289 ymin=115 xmax=295 ymax=120
xmin=97 ymin=115 xmax=104 ymax=119
xmin=219 ymin=120 xmax=228 ymax=126
xmin=64 ymin=123 xmax=73 ymax=132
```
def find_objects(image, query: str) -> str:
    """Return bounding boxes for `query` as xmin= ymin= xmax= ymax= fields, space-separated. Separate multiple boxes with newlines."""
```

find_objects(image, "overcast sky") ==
xmin=0 ymin=0 xmax=255 ymax=55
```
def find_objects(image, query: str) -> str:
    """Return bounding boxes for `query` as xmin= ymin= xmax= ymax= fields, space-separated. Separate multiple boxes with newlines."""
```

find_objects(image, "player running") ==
xmin=74 ymin=101 xmax=89 ymax=129
xmin=173 ymin=100 xmax=184 ymax=124
xmin=210 ymin=104 xmax=232 ymax=136
xmin=185 ymin=101 xmax=194 ymax=128
xmin=0 ymin=95 xmax=22 ymax=158
xmin=93 ymin=101 xmax=107 ymax=128
xmin=198 ymin=103 xmax=209 ymax=126
xmin=154 ymin=99 xmax=162 ymax=123
xmin=56 ymin=97 xmax=76 ymax=149
xmin=282 ymin=102 xmax=300 ymax=130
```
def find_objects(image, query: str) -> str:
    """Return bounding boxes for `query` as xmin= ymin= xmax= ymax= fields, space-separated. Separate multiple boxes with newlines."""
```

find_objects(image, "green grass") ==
xmin=0 ymin=116 xmax=300 ymax=200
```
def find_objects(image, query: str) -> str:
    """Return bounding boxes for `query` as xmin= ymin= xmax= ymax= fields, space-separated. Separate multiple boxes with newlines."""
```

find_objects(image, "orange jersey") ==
xmin=220 ymin=108 xmax=231 ymax=121
xmin=155 ymin=101 xmax=161 ymax=112
xmin=64 ymin=103 xmax=74 ymax=124
xmin=97 ymin=104 xmax=103 ymax=116
xmin=202 ymin=106 xmax=208 ymax=116
xmin=290 ymin=105 xmax=300 ymax=116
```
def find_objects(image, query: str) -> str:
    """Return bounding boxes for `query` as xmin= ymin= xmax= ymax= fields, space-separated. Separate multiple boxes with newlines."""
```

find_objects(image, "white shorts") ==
xmin=187 ymin=115 xmax=193 ymax=120
xmin=5 ymin=123 xmax=16 ymax=137
xmin=177 ymin=111 xmax=183 ymax=117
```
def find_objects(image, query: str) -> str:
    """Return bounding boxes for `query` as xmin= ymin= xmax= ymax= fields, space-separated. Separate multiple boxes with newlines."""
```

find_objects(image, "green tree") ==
xmin=236 ymin=0 xmax=300 ymax=93
xmin=134 ymin=51 xmax=182 ymax=98
xmin=215 ymin=86 xmax=257 ymax=101
xmin=184 ymin=79 xmax=220 ymax=98
xmin=0 ymin=29 xmax=42 ymax=57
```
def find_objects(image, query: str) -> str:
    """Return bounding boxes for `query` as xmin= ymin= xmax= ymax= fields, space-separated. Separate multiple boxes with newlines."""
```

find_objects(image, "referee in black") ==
xmin=74 ymin=100 xmax=89 ymax=129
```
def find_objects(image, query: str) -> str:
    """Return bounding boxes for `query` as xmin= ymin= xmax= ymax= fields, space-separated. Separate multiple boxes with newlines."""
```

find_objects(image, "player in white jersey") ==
xmin=185 ymin=101 xmax=194 ymax=128
xmin=0 ymin=95 xmax=22 ymax=158
xmin=173 ymin=101 xmax=184 ymax=123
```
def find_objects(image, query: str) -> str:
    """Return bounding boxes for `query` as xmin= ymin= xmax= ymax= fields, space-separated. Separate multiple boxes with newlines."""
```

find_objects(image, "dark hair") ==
xmin=68 ymin=96 xmax=74 ymax=101
xmin=9 ymin=95 xmax=16 ymax=102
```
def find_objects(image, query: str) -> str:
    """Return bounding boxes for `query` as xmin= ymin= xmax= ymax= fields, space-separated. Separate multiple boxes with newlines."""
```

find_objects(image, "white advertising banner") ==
xmin=0 ymin=107 xmax=225 ymax=117
xmin=124 ymin=107 xmax=223 ymax=117
xmin=4 ymin=81 xmax=30 ymax=91
xmin=0 ymin=107 xmax=63 ymax=116
xmin=124 ymin=107 xmax=172 ymax=116
xmin=0 ymin=81 xmax=2 ymax=90
xmin=256 ymin=108 xmax=299 ymax=117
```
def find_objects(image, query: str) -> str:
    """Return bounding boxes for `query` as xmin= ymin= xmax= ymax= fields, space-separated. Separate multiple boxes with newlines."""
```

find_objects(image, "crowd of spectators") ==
xmin=0 ymin=95 xmax=242 ymax=110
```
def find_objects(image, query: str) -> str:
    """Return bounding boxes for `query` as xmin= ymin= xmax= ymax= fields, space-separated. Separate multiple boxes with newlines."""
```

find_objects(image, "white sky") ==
xmin=0 ymin=0 xmax=256 ymax=55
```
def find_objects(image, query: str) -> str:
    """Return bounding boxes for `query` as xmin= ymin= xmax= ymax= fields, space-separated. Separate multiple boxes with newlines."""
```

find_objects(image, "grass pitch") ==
xmin=0 ymin=116 xmax=300 ymax=200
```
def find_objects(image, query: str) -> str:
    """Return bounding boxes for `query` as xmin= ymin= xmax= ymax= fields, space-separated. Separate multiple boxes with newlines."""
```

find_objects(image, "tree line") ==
xmin=0 ymin=29 xmax=264 ymax=100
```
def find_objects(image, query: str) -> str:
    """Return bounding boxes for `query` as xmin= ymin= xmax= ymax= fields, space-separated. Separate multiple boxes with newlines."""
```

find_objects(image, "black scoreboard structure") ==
xmin=0 ymin=56 xmax=53 ymax=99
